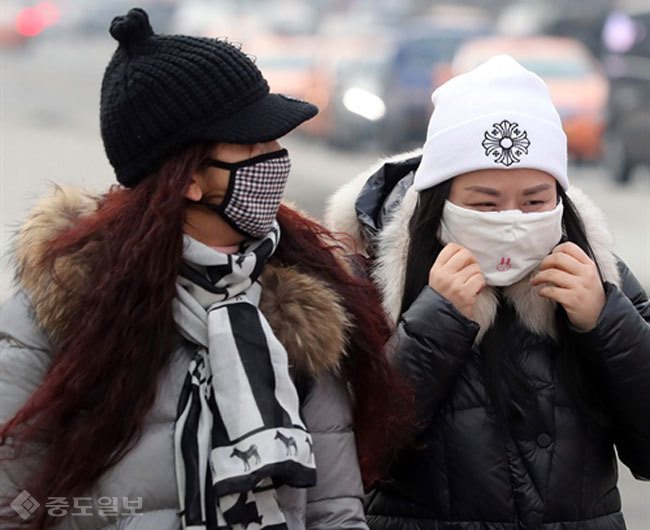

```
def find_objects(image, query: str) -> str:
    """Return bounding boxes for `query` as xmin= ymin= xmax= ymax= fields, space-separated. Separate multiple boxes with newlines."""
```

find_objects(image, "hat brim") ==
xmin=192 ymin=93 xmax=319 ymax=145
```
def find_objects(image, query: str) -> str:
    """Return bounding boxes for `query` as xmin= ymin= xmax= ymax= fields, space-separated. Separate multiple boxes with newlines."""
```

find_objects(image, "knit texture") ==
xmin=100 ymin=8 xmax=317 ymax=187
xmin=413 ymin=54 xmax=568 ymax=192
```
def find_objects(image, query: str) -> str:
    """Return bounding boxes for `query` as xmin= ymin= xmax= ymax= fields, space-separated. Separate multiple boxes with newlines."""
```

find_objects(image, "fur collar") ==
xmin=13 ymin=186 xmax=348 ymax=377
xmin=325 ymin=153 xmax=621 ymax=342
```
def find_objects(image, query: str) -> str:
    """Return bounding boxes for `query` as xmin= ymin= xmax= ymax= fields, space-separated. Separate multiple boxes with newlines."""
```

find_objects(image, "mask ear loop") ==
xmin=194 ymin=161 xmax=237 ymax=218
xmin=204 ymin=158 xmax=235 ymax=170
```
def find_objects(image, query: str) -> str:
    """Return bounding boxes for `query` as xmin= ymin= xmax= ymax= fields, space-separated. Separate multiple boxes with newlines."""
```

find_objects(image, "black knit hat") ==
xmin=100 ymin=8 xmax=318 ymax=187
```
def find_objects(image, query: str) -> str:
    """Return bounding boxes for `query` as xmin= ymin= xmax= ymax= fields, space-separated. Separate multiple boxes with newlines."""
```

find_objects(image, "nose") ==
xmin=501 ymin=199 xmax=520 ymax=212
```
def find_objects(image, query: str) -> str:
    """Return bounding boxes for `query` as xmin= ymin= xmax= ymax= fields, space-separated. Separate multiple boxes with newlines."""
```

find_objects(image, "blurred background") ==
xmin=0 ymin=0 xmax=648 ymax=524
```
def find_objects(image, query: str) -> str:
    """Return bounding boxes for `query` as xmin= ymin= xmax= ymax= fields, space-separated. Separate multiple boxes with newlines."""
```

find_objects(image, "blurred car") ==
xmin=542 ymin=4 xmax=611 ymax=57
xmin=323 ymin=53 xmax=390 ymax=149
xmin=294 ymin=32 xmax=390 ymax=143
xmin=379 ymin=15 xmax=493 ymax=150
xmin=246 ymin=35 xmax=329 ymax=132
xmin=0 ymin=5 xmax=28 ymax=48
xmin=297 ymin=8 xmax=492 ymax=151
xmin=0 ymin=0 xmax=61 ymax=47
xmin=451 ymin=36 xmax=610 ymax=161
xmin=601 ymin=10 xmax=650 ymax=183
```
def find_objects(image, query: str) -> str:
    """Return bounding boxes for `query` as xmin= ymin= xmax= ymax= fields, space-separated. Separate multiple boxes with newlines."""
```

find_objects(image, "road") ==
xmin=1 ymin=36 xmax=649 ymax=527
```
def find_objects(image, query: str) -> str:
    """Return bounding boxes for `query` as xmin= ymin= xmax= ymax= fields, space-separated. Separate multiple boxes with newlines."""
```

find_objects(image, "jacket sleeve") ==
xmin=302 ymin=372 xmax=368 ymax=530
xmin=0 ymin=292 xmax=52 ymax=515
xmin=389 ymin=285 xmax=479 ymax=425
xmin=571 ymin=261 xmax=650 ymax=480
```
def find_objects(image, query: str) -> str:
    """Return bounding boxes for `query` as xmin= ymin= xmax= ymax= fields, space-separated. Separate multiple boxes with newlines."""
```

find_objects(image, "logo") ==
xmin=482 ymin=119 xmax=530 ymax=166
xmin=11 ymin=491 xmax=40 ymax=520
xmin=497 ymin=257 xmax=512 ymax=272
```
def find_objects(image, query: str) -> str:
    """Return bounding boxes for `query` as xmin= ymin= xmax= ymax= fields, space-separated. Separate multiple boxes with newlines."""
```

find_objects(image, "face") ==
xmin=448 ymin=168 xmax=558 ymax=213
xmin=184 ymin=140 xmax=283 ymax=246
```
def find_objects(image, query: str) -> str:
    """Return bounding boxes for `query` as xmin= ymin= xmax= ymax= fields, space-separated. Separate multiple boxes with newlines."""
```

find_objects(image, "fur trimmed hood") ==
xmin=325 ymin=152 xmax=622 ymax=342
xmin=13 ymin=186 xmax=348 ymax=377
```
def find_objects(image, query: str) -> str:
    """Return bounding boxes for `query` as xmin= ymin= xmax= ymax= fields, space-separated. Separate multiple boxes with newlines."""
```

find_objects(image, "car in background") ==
xmin=296 ymin=31 xmax=391 ymax=143
xmin=451 ymin=36 xmax=610 ymax=161
xmin=299 ymin=7 xmax=492 ymax=151
xmin=246 ymin=35 xmax=329 ymax=131
xmin=0 ymin=1 xmax=28 ymax=48
xmin=0 ymin=0 xmax=61 ymax=47
xmin=322 ymin=52 xmax=390 ymax=149
xmin=379 ymin=15 xmax=493 ymax=150
xmin=600 ymin=10 xmax=650 ymax=183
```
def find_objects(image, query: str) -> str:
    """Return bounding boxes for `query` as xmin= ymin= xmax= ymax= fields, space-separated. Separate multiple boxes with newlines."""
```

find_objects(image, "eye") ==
xmin=469 ymin=202 xmax=498 ymax=211
xmin=522 ymin=199 xmax=549 ymax=212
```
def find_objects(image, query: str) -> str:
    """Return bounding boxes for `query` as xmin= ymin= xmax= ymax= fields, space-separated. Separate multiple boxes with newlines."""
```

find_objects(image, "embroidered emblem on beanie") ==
xmin=482 ymin=119 xmax=530 ymax=167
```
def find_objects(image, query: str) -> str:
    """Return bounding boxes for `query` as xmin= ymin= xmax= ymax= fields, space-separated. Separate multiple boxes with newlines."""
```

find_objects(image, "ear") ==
xmin=185 ymin=173 xmax=203 ymax=202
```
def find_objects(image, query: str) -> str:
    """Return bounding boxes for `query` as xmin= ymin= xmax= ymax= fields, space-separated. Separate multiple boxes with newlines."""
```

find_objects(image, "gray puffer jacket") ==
xmin=0 ymin=187 xmax=368 ymax=529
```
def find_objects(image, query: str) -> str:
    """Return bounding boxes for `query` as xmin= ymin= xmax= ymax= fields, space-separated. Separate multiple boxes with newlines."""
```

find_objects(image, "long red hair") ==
xmin=274 ymin=205 xmax=415 ymax=485
xmin=1 ymin=145 xmax=414 ymax=528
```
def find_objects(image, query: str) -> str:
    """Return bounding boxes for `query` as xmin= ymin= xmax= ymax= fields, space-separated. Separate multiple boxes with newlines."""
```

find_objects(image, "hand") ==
xmin=530 ymin=242 xmax=606 ymax=331
xmin=428 ymin=243 xmax=486 ymax=320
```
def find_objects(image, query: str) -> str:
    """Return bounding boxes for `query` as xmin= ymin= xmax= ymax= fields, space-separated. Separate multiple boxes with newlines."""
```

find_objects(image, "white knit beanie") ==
xmin=412 ymin=55 xmax=569 ymax=192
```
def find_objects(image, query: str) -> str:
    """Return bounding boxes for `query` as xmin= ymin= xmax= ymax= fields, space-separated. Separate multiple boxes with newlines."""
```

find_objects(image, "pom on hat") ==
xmin=109 ymin=8 xmax=153 ymax=48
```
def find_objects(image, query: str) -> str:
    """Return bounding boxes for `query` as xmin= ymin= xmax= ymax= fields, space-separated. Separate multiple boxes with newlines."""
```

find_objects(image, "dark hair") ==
xmin=401 ymin=181 xmax=612 ymax=433
xmin=399 ymin=179 xmax=452 ymax=316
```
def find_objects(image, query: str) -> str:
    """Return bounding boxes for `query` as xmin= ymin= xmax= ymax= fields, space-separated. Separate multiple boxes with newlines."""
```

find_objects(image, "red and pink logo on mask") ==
xmin=497 ymin=257 xmax=512 ymax=272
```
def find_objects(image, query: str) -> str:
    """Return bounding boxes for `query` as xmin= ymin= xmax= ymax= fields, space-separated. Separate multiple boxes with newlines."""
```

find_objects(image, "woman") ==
xmin=0 ymin=9 xmax=413 ymax=530
xmin=326 ymin=55 xmax=650 ymax=529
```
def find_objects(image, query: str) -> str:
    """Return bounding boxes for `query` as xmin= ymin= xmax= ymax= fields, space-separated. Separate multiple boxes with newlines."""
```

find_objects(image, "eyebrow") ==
xmin=522 ymin=184 xmax=553 ymax=196
xmin=464 ymin=183 xmax=553 ymax=197
xmin=464 ymin=186 xmax=500 ymax=196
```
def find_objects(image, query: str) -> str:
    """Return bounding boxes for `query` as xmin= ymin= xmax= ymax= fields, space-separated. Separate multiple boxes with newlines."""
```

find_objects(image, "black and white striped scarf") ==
xmin=172 ymin=223 xmax=317 ymax=530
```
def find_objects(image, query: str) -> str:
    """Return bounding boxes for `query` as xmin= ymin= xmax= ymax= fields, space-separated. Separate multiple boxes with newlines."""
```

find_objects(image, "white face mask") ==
xmin=439 ymin=199 xmax=564 ymax=286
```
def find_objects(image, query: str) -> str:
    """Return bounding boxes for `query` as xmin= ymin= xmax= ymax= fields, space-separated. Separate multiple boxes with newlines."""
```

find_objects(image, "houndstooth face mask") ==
xmin=199 ymin=149 xmax=291 ymax=239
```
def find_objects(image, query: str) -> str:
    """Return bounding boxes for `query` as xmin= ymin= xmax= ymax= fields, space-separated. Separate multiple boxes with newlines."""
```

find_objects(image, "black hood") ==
xmin=354 ymin=154 xmax=422 ymax=255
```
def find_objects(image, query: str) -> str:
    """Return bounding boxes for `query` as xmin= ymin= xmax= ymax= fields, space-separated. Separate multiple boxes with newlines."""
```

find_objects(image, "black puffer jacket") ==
xmin=325 ymin=154 xmax=650 ymax=530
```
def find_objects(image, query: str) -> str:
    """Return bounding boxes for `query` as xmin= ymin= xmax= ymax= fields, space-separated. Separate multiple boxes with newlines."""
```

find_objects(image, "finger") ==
xmin=539 ymin=251 xmax=583 ymax=275
xmin=434 ymin=243 xmax=465 ymax=268
xmin=531 ymin=268 xmax=577 ymax=289
xmin=459 ymin=263 xmax=484 ymax=284
xmin=552 ymin=242 xmax=593 ymax=265
xmin=537 ymin=284 xmax=571 ymax=305
xmin=444 ymin=247 xmax=477 ymax=273
xmin=465 ymin=273 xmax=486 ymax=295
